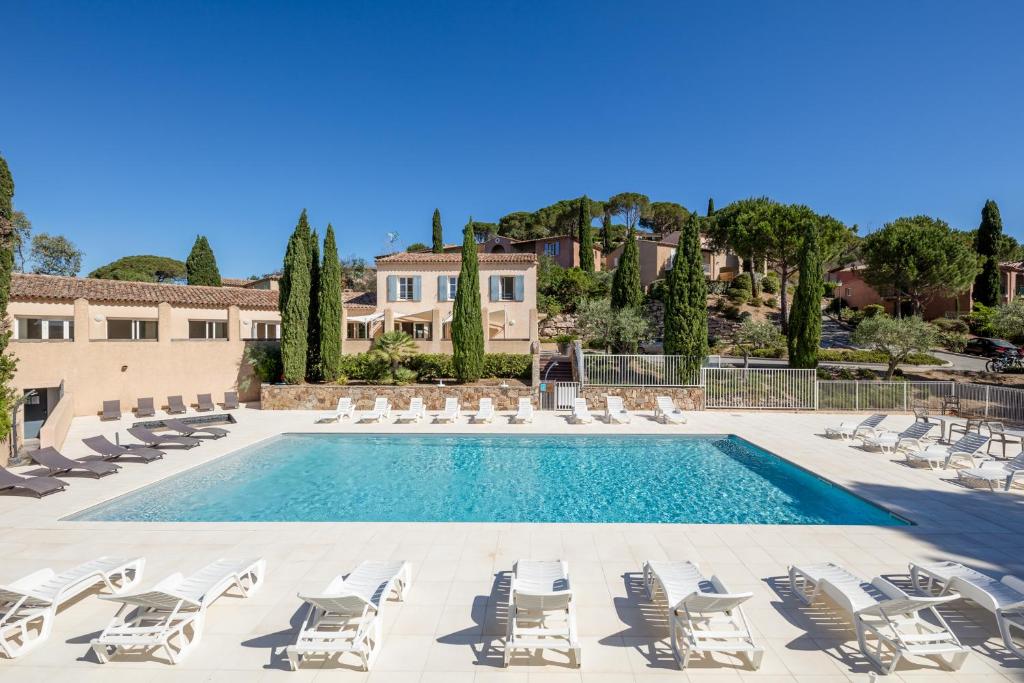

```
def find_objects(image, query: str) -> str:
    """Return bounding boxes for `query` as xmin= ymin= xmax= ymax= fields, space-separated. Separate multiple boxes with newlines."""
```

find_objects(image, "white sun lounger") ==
xmin=435 ymin=397 xmax=460 ymax=423
xmin=789 ymin=562 xmax=968 ymax=675
xmin=903 ymin=433 xmax=989 ymax=470
xmin=643 ymin=560 xmax=762 ymax=670
xmin=361 ymin=398 xmax=390 ymax=424
xmin=909 ymin=560 xmax=1024 ymax=659
xmin=825 ymin=414 xmax=887 ymax=440
xmin=472 ymin=398 xmax=494 ymax=424
xmin=319 ymin=397 xmax=355 ymax=423
xmin=511 ymin=397 xmax=534 ymax=424
xmin=0 ymin=556 xmax=144 ymax=659
xmin=861 ymin=422 xmax=935 ymax=455
xmin=91 ymin=557 xmax=265 ymax=665
xmin=394 ymin=398 xmax=425 ymax=423
xmin=287 ymin=560 xmax=412 ymax=671
xmin=956 ymin=451 xmax=1024 ymax=491
xmin=572 ymin=398 xmax=593 ymax=424
xmin=605 ymin=396 xmax=631 ymax=424
xmin=655 ymin=396 xmax=687 ymax=424
xmin=504 ymin=560 xmax=580 ymax=667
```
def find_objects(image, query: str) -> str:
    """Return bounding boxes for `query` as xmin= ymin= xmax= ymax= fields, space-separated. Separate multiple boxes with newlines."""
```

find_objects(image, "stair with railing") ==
xmin=539 ymin=352 xmax=573 ymax=382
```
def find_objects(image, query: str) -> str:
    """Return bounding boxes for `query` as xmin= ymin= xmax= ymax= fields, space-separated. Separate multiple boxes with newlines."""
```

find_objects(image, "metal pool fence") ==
xmin=582 ymin=354 xmax=701 ymax=387
xmin=702 ymin=368 xmax=818 ymax=409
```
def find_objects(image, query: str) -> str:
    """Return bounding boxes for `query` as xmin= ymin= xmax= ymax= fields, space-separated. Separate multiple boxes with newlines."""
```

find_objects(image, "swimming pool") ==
xmin=67 ymin=434 xmax=906 ymax=525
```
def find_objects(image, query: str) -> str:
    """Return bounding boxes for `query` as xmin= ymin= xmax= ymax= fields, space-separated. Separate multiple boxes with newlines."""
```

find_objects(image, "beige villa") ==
xmin=6 ymin=254 xmax=538 ymax=446
xmin=605 ymin=231 xmax=739 ymax=288
xmin=342 ymin=252 xmax=539 ymax=354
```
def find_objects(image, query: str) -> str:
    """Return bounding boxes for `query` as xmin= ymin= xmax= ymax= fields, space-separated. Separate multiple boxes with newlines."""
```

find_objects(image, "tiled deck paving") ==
xmin=1 ymin=407 xmax=1022 ymax=682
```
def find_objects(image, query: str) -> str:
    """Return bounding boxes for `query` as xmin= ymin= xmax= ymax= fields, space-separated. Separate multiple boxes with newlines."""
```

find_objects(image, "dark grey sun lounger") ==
xmin=135 ymin=397 xmax=156 ymax=418
xmin=223 ymin=391 xmax=239 ymax=409
xmin=31 ymin=447 xmax=120 ymax=478
xmin=101 ymin=400 xmax=122 ymax=421
xmin=163 ymin=419 xmax=228 ymax=439
xmin=196 ymin=393 xmax=215 ymax=412
xmin=83 ymin=435 xmax=163 ymax=462
xmin=0 ymin=466 xmax=67 ymax=497
xmin=167 ymin=395 xmax=187 ymax=414
xmin=127 ymin=426 xmax=200 ymax=449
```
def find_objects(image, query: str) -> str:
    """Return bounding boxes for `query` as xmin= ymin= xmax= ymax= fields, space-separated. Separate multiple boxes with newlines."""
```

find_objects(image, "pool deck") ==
xmin=1 ymin=406 xmax=1023 ymax=682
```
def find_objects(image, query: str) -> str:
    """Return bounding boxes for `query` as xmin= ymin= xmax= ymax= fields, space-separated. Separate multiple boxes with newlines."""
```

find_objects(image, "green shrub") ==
xmin=937 ymin=331 xmax=969 ymax=353
xmin=707 ymin=279 xmax=729 ymax=295
xmin=863 ymin=304 xmax=885 ymax=319
xmin=406 ymin=353 xmax=455 ymax=381
xmin=730 ymin=272 xmax=752 ymax=294
xmin=750 ymin=347 xmax=785 ymax=358
xmin=722 ymin=304 xmax=743 ymax=321
xmin=739 ymin=311 xmax=753 ymax=322
xmin=765 ymin=296 xmax=778 ymax=308
xmin=483 ymin=353 xmax=532 ymax=379
xmin=836 ymin=367 xmax=857 ymax=380
xmin=553 ymin=333 xmax=578 ymax=344
xmin=648 ymin=278 xmax=669 ymax=302
xmin=391 ymin=367 xmax=418 ymax=385
xmin=932 ymin=317 xmax=970 ymax=334
xmin=748 ymin=297 xmax=762 ymax=307
xmin=728 ymin=290 xmax=749 ymax=305
xmin=241 ymin=343 xmax=283 ymax=390
xmin=337 ymin=352 xmax=389 ymax=382
xmin=817 ymin=348 xmax=944 ymax=365
xmin=856 ymin=367 xmax=877 ymax=380
xmin=761 ymin=272 xmax=780 ymax=294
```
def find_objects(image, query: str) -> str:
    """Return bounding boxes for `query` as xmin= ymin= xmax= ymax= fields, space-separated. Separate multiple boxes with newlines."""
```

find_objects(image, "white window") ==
xmin=499 ymin=276 xmax=516 ymax=302
xmin=544 ymin=242 xmax=560 ymax=256
xmin=251 ymin=321 xmax=280 ymax=340
xmin=16 ymin=317 xmax=74 ymax=341
xmin=844 ymin=287 xmax=852 ymax=297
xmin=346 ymin=322 xmax=368 ymax=339
xmin=398 ymin=277 xmax=415 ymax=300
xmin=665 ymin=254 xmax=675 ymax=271
xmin=188 ymin=320 xmax=227 ymax=339
xmin=448 ymin=277 xmax=458 ymax=300
xmin=107 ymin=319 xmax=158 ymax=340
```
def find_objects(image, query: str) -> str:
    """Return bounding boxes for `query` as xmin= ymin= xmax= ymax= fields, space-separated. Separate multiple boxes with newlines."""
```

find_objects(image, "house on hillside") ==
xmin=441 ymin=234 xmax=602 ymax=271
xmin=828 ymin=262 xmax=973 ymax=319
xmin=604 ymin=231 xmax=739 ymax=288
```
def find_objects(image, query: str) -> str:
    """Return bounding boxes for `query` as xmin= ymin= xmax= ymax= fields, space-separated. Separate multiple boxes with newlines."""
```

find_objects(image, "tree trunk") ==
xmin=886 ymin=358 xmax=898 ymax=380
xmin=779 ymin=263 xmax=790 ymax=334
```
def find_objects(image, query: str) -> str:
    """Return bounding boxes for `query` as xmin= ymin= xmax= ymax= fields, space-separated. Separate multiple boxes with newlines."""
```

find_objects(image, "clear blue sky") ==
xmin=3 ymin=1 xmax=1023 ymax=277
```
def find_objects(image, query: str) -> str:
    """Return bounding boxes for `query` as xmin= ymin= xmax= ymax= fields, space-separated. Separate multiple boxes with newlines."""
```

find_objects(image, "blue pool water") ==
xmin=67 ymin=434 xmax=906 ymax=525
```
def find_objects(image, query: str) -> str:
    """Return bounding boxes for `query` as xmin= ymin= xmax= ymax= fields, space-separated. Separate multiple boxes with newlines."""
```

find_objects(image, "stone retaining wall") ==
xmin=580 ymin=386 xmax=704 ymax=411
xmin=262 ymin=383 xmax=534 ymax=411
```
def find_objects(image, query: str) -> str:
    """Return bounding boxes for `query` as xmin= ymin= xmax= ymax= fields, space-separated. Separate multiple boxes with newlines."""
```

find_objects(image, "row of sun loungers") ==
xmin=3 ymin=555 xmax=1020 ymax=673
xmin=102 ymin=392 xmax=239 ymax=420
xmin=1 ymin=420 xmax=230 ymax=499
xmin=826 ymin=413 xmax=1024 ymax=492
xmin=321 ymin=395 xmax=689 ymax=426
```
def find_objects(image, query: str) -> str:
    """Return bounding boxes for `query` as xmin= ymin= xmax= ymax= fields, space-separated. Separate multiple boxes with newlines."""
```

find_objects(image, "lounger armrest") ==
xmin=946 ymin=451 xmax=979 ymax=467
xmin=976 ymin=459 xmax=1007 ymax=470
xmin=1002 ymin=575 xmax=1024 ymax=600
xmin=897 ymin=437 xmax=926 ymax=451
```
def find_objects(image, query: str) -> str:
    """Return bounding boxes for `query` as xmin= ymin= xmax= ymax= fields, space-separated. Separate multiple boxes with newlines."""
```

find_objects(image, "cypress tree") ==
xmin=578 ymin=195 xmax=594 ymax=273
xmin=280 ymin=210 xmax=312 ymax=383
xmin=0 ymin=154 xmax=17 ymax=438
xmin=611 ymin=227 xmax=643 ymax=310
xmin=664 ymin=214 xmax=708 ymax=379
xmin=452 ymin=218 xmax=485 ymax=382
xmin=788 ymin=224 xmax=822 ymax=368
xmin=306 ymin=228 xmax=321 ymax=380
xmin=432 ymin=208 xmax=444 ymax=253
xmin=318 ymin=223 xmax=342 ymax=381
xmin=185 ymin=235 xmax=222 ymax=286
xmin=707 ymin=197 xmax=715 ymax=216
xmin=974 ymin=199 xmax=1003 ymax=307
xmin=602 ymin=213 xmax=613 ymax=252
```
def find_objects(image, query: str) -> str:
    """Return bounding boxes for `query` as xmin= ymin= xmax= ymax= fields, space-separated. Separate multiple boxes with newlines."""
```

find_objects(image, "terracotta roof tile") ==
xmin=343 ymin=291 xmax=377 ymax=307
xmin=11 ymin=273 xmax=279 ymax=310
xmin=375 ymin=252 xmax=536 ymax=264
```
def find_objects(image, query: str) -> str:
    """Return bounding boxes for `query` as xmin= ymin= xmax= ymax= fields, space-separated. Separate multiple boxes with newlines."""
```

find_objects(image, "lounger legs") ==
xmin=0 ymin=606 xmax=53 ymax=659
xmin=998 ymin=611 xmax=1024 ymax=660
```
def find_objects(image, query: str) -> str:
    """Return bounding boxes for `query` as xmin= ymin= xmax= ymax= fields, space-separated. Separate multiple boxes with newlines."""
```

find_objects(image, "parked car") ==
xmin=638 ymin=338 xmax=664 ymax=354
xmin=964 ymin=337 xmax=1021 ymax=359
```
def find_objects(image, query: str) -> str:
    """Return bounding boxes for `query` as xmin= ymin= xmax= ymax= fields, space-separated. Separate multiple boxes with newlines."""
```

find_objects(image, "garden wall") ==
xmin=262 ymin=383 xmax=534 ymax=411
xmin=580 ymin=386 xmax=704 ymax=411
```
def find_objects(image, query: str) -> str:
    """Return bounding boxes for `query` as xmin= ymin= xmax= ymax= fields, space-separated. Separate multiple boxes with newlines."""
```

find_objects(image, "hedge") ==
xmin=817 ymin=349 xmax=943 ymax=365
xmin=339 ymin=352 xmax=532 ymax=383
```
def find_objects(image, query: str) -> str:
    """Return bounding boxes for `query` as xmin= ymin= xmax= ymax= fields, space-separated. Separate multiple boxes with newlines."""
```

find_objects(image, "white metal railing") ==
xmin=703 ymin=368 xmax=817 ymax=409
xmin=583 ymin=354 xmax=701 ymax=386
xmin=539 ymin=381 xmax=580 ymax=410
xmin=816 ymin=381 xmax=955 ymax=413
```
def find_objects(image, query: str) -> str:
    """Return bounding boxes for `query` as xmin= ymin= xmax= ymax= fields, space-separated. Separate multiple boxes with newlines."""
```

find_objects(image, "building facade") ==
xmin=342 ymin=252 xmax=539 ymax=354
xmin=605 ymin=232 xmax=739 ymax=288
xmin=828 ymin=264 xmax=973 ymax=319
xmin=444 ymin=234 xmax=602 ymax=271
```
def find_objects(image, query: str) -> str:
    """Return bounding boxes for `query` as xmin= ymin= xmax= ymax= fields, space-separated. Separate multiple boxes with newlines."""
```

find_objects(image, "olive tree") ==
xmin=850 ymin=315 xmax=936 ymax=379
xmin=733 ymin=320 xmax=785 ymax=368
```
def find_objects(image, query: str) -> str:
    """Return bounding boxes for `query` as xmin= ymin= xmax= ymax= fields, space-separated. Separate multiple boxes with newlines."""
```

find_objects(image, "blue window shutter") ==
xmin=489 ymin=275 xmax=500 ymax=302
xmin=514 ymin=275 xmax=524 ymax=302
xmin=437 ymin=275 xmax=448 ymax=302
xmin=387 ymin=275 xmax=397 ymax=302
xmin=412 ymin=276 xmax=421 ymax=302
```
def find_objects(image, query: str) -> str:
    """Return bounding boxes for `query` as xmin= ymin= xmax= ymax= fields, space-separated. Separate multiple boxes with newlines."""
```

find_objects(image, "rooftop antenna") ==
xmin=385 ymin=231 xmax=400 ymax=253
